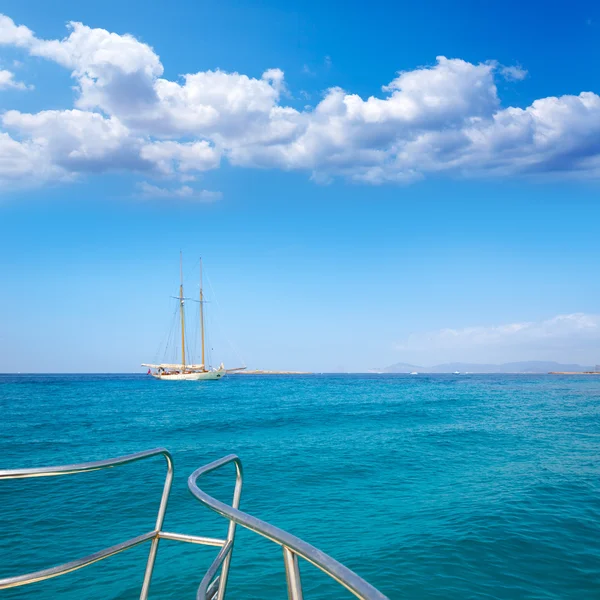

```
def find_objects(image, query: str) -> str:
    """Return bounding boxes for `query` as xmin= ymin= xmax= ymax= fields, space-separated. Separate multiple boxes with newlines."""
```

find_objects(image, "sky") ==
xmin=0 ymin=0 xmax=599 ymax=372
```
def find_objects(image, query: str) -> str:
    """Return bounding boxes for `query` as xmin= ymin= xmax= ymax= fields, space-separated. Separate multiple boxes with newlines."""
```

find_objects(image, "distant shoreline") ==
xmin=548 ymin=371 xmax=600 ymax=375
xmin=232 ymin=370 xmax=312 ymax=375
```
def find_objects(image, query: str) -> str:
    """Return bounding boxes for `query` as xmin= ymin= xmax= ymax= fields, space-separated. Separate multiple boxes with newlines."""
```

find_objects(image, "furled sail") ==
xmin=142 ymin=363 xmax=205 ymax=370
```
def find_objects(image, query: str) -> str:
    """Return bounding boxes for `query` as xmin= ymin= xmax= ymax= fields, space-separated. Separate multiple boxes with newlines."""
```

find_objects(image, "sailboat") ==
xmin=142 ymin=254 xmax=244 ymax=380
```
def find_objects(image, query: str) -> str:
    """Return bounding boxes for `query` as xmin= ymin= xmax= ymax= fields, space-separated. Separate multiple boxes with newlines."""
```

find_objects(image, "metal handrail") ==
xmin=1 ymin=449 xmax=389 ymax=599
xmin=188 ymin=455 xmax=389 ymax=600
xmin=197 ymin=539 xmax=233 ymax=599
xmin=0 ymin=448 xmax=182 ymax=598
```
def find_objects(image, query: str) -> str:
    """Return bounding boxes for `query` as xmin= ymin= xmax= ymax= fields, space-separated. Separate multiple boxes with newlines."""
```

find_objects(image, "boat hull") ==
xmin=152 ymin=369 xmax=225 ymax=381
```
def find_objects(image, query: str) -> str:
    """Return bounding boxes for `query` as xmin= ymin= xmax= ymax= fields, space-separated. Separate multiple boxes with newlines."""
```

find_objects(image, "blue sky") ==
xmin=1 ymin=0 xmax=599 ymax=372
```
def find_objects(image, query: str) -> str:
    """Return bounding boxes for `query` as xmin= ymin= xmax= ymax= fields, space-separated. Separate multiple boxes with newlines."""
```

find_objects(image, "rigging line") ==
xmin=164 ymin=300 xmax=180 ymax=363
xmin=205 ymin=313 xmax=213 ymax=369
xmin=206 ymin=311 xmax=218 ymax=365
xmin=190 ymin=308 xmax=198 ymax=365
xmin=205 ymin=270 xmax=247 ymax=367
xmin=184 ymin=256 xmax=204 ymax=366
xmin=202 ymin=300 xmax=213 ymax=368
xmin=207 ymin=293 xmax=242 ymax=368
xmin=185 ymin=257 xmax=202 ymax=366
xmin=164 ymin=315 xmax=174 ymax=362
xmin=177 ymin=256 xmax=197 ymax=365
xmin=186 ymin=305 xmax=197 ymax=367
xmin=154 ymin=302 xmax=179 ymax=364
xmin=184 ymin=256 xmax=201 ymax=290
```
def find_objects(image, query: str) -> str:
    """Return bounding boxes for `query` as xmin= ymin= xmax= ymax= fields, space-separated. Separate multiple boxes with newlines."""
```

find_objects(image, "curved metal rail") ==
xmin=188 ymin=455 xmax=389 ymax=600
xmin=0 ymin=448 xmax=225 ymax=598
xmin=1 ymin=449 xmax=388 ymax=599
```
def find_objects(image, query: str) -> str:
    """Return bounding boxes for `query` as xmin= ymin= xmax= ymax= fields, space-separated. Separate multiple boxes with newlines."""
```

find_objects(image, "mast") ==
xmin=180 ymin=252 xmax=186 ymax=369
xmin=200 ymin=258 xmax=205 ymax=370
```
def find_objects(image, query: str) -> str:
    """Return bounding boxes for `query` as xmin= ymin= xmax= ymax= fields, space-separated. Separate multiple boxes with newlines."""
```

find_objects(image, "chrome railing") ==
xmin=0 ymin=448 xmax=388 ymax=599
xmin=189 ymin=455 xmax=388 ymax=600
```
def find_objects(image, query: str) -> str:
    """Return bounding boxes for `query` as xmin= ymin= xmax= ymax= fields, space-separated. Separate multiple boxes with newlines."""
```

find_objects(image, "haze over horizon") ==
xmin=1 ymin=1 xmax=599 ymax=373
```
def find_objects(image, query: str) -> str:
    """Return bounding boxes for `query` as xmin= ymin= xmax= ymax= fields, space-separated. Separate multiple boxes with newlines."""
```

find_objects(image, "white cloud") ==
xmin=226 ymin=57 xmax=500 ymax=180
xmin=0 ymin=68 xmax=31 ymax=90
xmin=2 ymin=109 xmax=146 ymax=174
xmin=140 ymin=140 xmax=221 ymax=174
xmin=137 ymin=181 xmax=222 ymax=201
xmin=0 ymin=132 xmax=52 ymax=182
xmin=500 ymin=64 xmax=528 ymax=81
xmin=1 ymin=13 xmax=600 ymax=190
xmin=393 ymin=313 xmax=600 ymax=363
xmin=0 ymin=14 xmax=34 ymax=46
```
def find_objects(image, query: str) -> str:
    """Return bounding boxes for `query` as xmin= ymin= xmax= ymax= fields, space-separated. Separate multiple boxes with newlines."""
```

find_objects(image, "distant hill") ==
xmin=380 ymin=360 xmax=595 ymax=373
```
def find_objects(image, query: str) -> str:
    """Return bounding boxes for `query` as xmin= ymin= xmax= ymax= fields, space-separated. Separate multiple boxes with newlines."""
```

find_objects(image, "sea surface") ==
xmin=0 ymin=373 xmax=599 ymax=599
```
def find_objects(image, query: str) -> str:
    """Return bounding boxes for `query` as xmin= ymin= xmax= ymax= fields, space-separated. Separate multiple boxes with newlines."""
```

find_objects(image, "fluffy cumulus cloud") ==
xmin=1 ymin=13 xmax=600 ymax=191
xmin=3 ymin=109 xmax=142 ymax=173
xmin=393 ymin=313 xmax=600 ymax=363
xmin=139 ymin=140 xmax=221 ymax=174
xmin=0 ymin=68 xmax=31 ymax=90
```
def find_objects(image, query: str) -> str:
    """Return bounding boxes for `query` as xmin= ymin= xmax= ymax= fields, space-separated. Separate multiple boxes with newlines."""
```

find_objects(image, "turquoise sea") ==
xmin=0 ymin=374 xmax=599 ymax=599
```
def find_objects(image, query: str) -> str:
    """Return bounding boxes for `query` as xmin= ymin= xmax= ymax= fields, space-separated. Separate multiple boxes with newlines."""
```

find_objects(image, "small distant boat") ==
xmin=143 ymin=254 xmax=245 ymax=381
xmin=410 ymin=371 xmax=418 ymax=375
xmin=453 ymin=371 xmax=460 ymax=375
